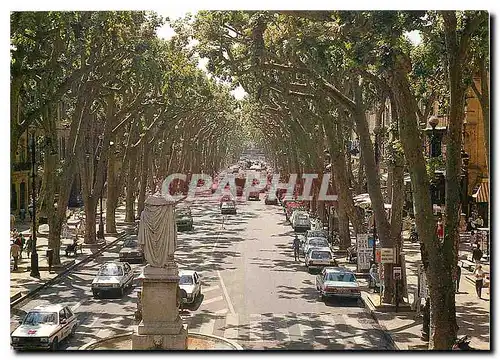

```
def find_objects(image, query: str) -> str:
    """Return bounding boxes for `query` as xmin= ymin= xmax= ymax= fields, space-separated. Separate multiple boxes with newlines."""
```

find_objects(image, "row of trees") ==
xmin=177 ymin=10 xmax=489 ymax=349
xmin=11 ymin=12 xmax=242 ymax=264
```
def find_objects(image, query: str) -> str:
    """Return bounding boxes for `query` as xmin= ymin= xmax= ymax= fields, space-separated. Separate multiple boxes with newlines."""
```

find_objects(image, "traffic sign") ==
xmin=357 ymin=234 xmax=369 ymax=249
xmin=380 ymin=248 xmax=395 ymax=263
xmin=357 ymin=248 xmax=372 ymax=270
xmin=393 ymin=266 xmax=402 ymax=280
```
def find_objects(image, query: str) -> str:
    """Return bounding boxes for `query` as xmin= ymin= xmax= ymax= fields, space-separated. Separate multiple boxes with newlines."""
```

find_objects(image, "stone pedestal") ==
xmin=132 ymin=263 xmax=188 ymax=350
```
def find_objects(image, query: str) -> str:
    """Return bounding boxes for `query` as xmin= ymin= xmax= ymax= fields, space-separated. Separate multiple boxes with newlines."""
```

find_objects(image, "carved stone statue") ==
xmin=138 ymin=194 xmax=177 ymax=267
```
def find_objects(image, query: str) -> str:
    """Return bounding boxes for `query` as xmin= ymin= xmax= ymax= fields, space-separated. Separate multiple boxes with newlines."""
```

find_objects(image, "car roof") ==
xmin=31 ymin=304 xmax=66 ymax=312
xmin=102 ymin=261 xmax=124 ymax=267
xmin=179 ymin=270 xmax=197 ymax=276
xmin=324 ymin=267 xmax=353 ymax=273
xmin=309 ymin=247 xmax=332 ymax=252
xmin=307 ymin=237 xmax=329 ymax=242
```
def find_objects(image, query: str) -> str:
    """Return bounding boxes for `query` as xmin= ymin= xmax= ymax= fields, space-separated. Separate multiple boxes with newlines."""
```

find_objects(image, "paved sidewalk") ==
xmin=351 ymin=231 xmax=490 ymax=350
xmin=10 ymin=204 xmax=134 ymax=304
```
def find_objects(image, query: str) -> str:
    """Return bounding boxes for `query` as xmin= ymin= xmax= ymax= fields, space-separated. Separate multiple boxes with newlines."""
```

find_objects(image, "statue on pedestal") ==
xmin=138 ymin=195 xmax=178 ymax=267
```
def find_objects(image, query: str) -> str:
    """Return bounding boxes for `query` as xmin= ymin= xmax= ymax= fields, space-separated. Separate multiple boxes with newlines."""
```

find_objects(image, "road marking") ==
xmin=71 ymin=301 xmax=82 ymax=312
xmin=217 ymin=270 xmax=236 ymax=315
xmin=203 ymin=285 xmax=220 ymax=293
xmin=199 ymin=317 xmax=216 ymax=335
xmin=296 ymin=314 xmax=314 ymax=340
xmin=215 ymin=308 xmax=228 ymax=315
xmin=224 ymin=313 xmax=239 ymax=339
xmin=203 ymin=295 xmax=224 ymax=305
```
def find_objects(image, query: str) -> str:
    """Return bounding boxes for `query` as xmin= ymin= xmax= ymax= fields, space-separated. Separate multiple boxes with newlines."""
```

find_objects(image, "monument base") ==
xmin=132 ymin=324 xmax=188 ymax=350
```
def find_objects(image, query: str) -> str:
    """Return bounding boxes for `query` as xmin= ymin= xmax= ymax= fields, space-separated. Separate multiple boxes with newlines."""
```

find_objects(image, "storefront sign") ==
xmin=357 ymin=248 xmax=372 ymax=270
xmin=357 ymin=234 xmax=369 ymax=250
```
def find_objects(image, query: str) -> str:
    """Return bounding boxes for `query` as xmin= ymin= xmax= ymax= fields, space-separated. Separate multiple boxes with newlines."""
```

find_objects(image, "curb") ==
xmin=10 ymin=228 xmax=134 ymax=308
xmin=10 ymin=291 xmax=22 ymax=303
xmin=360 ymin=292 xmax=400 ymax=350
xmin=79 ymin=331 xmax=244 ymax=350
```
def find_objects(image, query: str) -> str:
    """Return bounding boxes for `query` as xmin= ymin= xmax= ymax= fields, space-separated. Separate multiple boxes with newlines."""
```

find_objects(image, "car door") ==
xmin=64 ymin=307 xmax=76 ymax=337
xmin=124 ymin=263 xmax=133 ymax=286
xmin=193 ymin=273 xmax=200 ymax=295
xmin=58 ymin=309 xmax=70 ymax=340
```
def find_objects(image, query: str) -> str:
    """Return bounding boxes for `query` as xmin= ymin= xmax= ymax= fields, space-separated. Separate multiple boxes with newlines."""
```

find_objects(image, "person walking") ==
xmin=472 ymin=243 xmax=483 ymax=265
xmin=454 ymin=264 xmax=462 ymax=293
xmin=25 ymin=235 xmax=33 ymax=259
xmin=293 ymin=235 xmax=301 ymax=261
xmin=436 ymin=219 xmax=444 ymax=241
xmin=15 ymin=236 xmax=23 ymax=260
xmin=11 ymin=241 xmax=20 ymax=271
xmin=473 ymin=265 xmax=486 ymax=299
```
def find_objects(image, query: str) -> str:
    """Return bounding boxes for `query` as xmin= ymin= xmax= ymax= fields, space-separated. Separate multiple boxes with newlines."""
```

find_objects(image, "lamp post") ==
xmin=29 ymin=126 xmax=40 ymax=278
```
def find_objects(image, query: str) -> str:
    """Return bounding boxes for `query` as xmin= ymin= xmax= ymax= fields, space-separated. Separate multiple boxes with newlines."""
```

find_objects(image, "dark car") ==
xmin=264 ymin=193 xmax=278 ymax=205
xmin=221 ymin=200 xmax=237 ymax=215
xmin=176 ymin=207 xmax=193 ymax=231
xmin=119 ymin=237 xmax=144 ymax=263
xmin=247 ymin=191 xmax=260 ymax=201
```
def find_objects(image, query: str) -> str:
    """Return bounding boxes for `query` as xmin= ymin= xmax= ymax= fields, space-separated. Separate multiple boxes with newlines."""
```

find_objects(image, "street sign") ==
xmin=380 ymin=248 xmax=395 ymax=263
xmin=393 ymin=266 xmax=402 ymax=280
xmin=357 ymin=234 xmax=369 ymax=249
xmin=357 ymin=248 xmax=372 ymax=270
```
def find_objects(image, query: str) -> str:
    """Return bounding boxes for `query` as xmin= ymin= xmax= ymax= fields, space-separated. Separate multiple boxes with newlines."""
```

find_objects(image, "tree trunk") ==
xmin=337 ymin=195 xmax=351 ymax=250
xmin=105 ymin=146 xmax=119 ymax=233
xmin=136 ymin=142 xmax=150 ymax=219
xmin=388 ymin=51 xmax=451 ymax=350
xmin=125 ymin=151 xmax=138 ymax=223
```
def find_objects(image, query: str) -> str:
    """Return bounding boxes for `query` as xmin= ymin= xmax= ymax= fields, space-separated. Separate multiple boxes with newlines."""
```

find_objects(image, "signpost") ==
xmin=393 ymin=266 xmax=402 ymax=279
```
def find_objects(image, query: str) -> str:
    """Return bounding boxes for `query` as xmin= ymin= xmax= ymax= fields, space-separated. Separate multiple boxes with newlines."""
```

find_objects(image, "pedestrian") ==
xmin=19 ymin=208 xmax=26 ymax=223
xmin=473 ymin=265 xmax=485 ymax=299
xmin=25 ymin=235 xmax=33 ymax=259
xmin=475 ymin=215 xmax=484 ymax=229
xmin=454 ymin=264 xmax=462 ymax=293
xmin=472 ymin=243 xmax=483 ymax=264
xmin=436 ymin=219 xmax=444 ymax=241
xmin=11 ymin=241 xmax=20 ymax=271
xmin=293 ymin=235 xmax=301 ymax=261
xmin=15 ymin=236 xmax=23 ymax=260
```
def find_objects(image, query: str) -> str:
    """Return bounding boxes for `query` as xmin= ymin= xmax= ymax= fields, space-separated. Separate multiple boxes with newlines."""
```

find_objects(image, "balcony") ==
xmin=12 ymin=161 xmax=31 ymax=172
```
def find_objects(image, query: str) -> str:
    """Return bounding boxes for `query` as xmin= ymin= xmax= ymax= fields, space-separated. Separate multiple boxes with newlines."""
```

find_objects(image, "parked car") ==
xmin=301 ymin=236 xmax=331 ymax=256
xmin=305 ymin=229 xmax=329 ymax=242
xmin=92 ymin=261 xmax=134 ymax=298
xmin=11 ymin=304 xmax=78 ymax=350
xmin=176 ymin=207 xmax=193 ymax=231
xmin=221 ymin=200 xmax=237 ymax=215
xmin=119 ymin=236 xmax=144 ymax=263
xmin=315 ymin=267 xmax=361 ymax=300
xmin=304 ymin=247 xmax=337 ymax=272
xmin=247 ymin=191 xmax=260 ymax=201
xmin=292 ymin=211 xmax=311 ymax=232
xmin=179 ymin=270 xmax=202 ymax=304
xmin=264 ymin=194 xmax=278 ymax=205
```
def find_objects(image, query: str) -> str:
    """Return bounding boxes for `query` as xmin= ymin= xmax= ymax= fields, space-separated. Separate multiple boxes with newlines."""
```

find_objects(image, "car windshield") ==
xmin=309 ymin=239 xmax=328 ymax=248
xmin=23 ymin=311 xmax=58 ymax=325
xmin=179 ymin=275 xmax=193 ymax=285
xmin=297 ymin=214 xmax=309 ymax=221
xmin=327 ymin=273 xmax=356 ymax=282
xmin=177 ymin=209 xmax=191 ymax=217
xmin=99 ymin=264 xmax=123 ymax=276
xmin=123 ymin=240 xmax=137 ymax=248
xmin=222 ymin=202 xmax=235 ymax=207
xmin=311 ymin=251 xmax=332 ymax=260
xmin=308 ymin=231 xmax=327 ymax=238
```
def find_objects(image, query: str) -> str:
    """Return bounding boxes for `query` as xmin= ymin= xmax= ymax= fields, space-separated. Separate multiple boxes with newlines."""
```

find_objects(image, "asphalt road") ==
xmin=10 ymin=191 xmax=392 ymax=350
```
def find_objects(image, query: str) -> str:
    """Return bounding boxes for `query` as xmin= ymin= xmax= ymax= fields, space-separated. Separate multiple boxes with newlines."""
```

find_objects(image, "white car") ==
xmin=316 ymin=267 xmax=361 ymax=300
xmin=179 ymin=270 xmax=202 ymax=304
xmin=302 ymin=236 xmax=331 ymax=256
xmin=304 ymin=247 xmax=337 ymax=272
xmin=292 ymin=211 xmax=311 ymax=232
xmin=92 ymin=261 xmax=135 ymax=298
xmin=11 ymin=304 xmax=78 ymax=350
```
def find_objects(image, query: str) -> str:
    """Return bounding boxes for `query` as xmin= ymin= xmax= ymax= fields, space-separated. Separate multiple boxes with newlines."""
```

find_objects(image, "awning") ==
xmin=473 ymin=180 xmax=489 ymax=203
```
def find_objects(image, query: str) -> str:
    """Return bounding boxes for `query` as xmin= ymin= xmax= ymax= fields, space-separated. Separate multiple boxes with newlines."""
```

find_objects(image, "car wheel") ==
xmin=51 ymin=337 xmax=59 ymax=351
xmin=119 ymin=287 xmax=124 ymax=297
xmin=93 ymin=291 xmax=99 ymax=299
xmin=198 ymin=285 xmax=202 ymax=298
